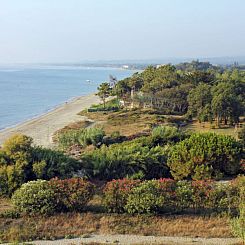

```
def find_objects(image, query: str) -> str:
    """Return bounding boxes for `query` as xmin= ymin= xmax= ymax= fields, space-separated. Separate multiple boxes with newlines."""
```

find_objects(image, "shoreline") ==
xmin=0 ymin=94 xmax=88 ymax=132
xmin=0 ymin=94 xmax=100 ymax=147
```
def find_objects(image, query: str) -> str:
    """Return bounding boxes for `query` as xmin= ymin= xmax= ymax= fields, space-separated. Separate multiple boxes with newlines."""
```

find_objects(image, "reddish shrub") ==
xmin=49 ymin=178 xmax=95 ymax=212
xmin=103 ymin=178 xmax=141 ymax=213
xmin=191 ymin=180 xmax=214 ymax=209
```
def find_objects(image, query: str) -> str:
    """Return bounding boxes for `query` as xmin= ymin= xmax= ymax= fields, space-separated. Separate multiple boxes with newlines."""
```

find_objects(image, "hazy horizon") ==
xmin=0 ymin=0 xmax=245 ymax=63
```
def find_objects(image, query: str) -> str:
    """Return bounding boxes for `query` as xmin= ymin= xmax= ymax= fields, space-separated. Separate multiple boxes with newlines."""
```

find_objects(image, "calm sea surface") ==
xmin=0 ymin=65 xmax=134 ymax=130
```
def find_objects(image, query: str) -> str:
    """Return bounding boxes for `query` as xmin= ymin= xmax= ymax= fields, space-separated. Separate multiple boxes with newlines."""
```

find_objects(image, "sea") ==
xmin=0 ymin=65 xmax=135 ymax=130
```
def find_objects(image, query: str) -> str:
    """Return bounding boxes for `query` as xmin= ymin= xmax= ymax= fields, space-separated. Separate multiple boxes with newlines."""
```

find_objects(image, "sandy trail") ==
xmin=0 ymin=94 xmax=100 ymax=147
xmin=19 ymin=234 xmax=241 ymax=245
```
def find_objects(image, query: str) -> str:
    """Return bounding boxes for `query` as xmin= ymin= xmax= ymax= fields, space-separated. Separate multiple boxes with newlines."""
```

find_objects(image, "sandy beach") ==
xmin=0 ymin=94 xmax=100 ymax=147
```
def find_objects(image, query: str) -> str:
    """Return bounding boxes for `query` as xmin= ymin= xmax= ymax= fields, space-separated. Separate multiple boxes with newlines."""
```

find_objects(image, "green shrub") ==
xmin=151 ymin=125 xmax=186 ymax=145
xmin=82 ymin=138 xmax=169 ymax=180
xmin=11 ymin=180 xmax=56 ymax=215
xmin=0 ymin=134 xmax=81 ymax=196
xmin=125 ymin=180 xmax=165 ymax=214
xmin=31 ymin=147 xmax=80 ymax=180
xmin=88 ymin=98 xmax=119 ymax=112
xmin=230 ymin=177 xmax=245 ymax=242
xmin=238 ymin=126 xmax=245 ymax=147
xmin=191 ymin=180 xmax=214 ymax=210
xmin=32 ymin=160 xmax=47 ymax=179
xmin=0 ymin=134 xmax=33 ymax=196
xmin=57 ymin=127 xmax=105 ymax=150
xmin=175 ymin=181 xmax=194 ymax=210
xmin=49 ymin=178 xmax=95 ymax=212
xmin=103 ymin=179 xmax=140 ymax=213
xmin=167 ymin=133 xmax=243 ymax=180
xmin=103 ymin=178 xmax=242 ymax=215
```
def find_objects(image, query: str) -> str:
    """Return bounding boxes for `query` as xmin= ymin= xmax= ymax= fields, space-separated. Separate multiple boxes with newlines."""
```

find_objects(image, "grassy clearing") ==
xmin=80 ymin=106 xmax=243 ymax=138
xmin=0 ymin=212 xmax=233 ymax=243
xmin=80 ymin=109 xmax=166 ymax=136
xmin=184 ymin=120 xmax=243 ymax=138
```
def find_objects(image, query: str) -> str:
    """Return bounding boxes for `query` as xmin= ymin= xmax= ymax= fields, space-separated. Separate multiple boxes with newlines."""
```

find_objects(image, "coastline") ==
xmin=0 ymin=94 xmax=100 ymax=147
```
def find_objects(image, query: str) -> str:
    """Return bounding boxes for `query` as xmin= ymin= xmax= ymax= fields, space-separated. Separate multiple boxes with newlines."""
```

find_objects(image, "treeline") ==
xmin=99 ymin=61 xmax=245 ymax=125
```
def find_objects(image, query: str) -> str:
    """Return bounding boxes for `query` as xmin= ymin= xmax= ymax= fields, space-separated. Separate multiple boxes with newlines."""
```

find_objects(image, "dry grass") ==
xmin=80 ymin=109 xmax=243 ymax=138
xmin=80 ymin=109 xmax=166 ymax=136
xmin=0 ymin=212 xmax=233 ymax=243
xmin=0 ymin=197 xmax=233 ymax=242
xmin=0 ymin=198 xmax=12 ymax=213
xmin=184 ymin=120 xmax=243 ymax=138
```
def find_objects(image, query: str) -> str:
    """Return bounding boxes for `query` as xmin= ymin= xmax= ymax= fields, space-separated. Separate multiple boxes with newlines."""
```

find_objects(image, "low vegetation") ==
xmin=0 ymin=61 xmax=245 ymax=243
xmin=57 ymin=127 xmax=105 ymax=150
xmin=12 ymin=178 xmax=95 ymax=215
xmin=0 ymin=134 xmax=80 ymax=196
xmin=103 ymin=177 xmax=244 ymax=215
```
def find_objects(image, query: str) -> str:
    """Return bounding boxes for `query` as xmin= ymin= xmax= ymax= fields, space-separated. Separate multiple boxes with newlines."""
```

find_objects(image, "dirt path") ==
xmin=0 ymin=94 xmax=100 ymax=147
xmin=23 ymin=234 xmax=241 ymax=245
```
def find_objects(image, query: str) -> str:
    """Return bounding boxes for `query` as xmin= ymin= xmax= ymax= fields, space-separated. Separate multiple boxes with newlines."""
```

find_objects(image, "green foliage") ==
xmin=151 ymin=125 xmax=186 ymax=145
xmin=230 ymin=176 xmax=245 ymax=242
xmin=82 ymin=137 xmax=169 ymax=180
xmin=32 ymin=160 xmax=47 ymax=179
xmin=88 ymin=98 xmax=119 ymax=112
xmin=103 ymin=179 xmax=140 ymax=213
xmin=114 ymin=62 xmax=245 ymax=119
xmin=57 ymin=127 xmax=105 ymax=150
xmin=96 ymin=82 xmax=112 ymax=108
xmin=0 ymin=134 xmax=34 ymax=195
xmin=125 ymin=180 xmax=165 ymax=214
xmin=211 ymin=82 xmax=244 ymax=125
xmin=0 ymin=134 xmax=80 ymax=196
xmin=11 ymin=180 xmax=56 ymax=215
xmin=11 ymin=178 xmax=95 ymax=215
xmin=175 ymin=181 xmax=193 ymax=210
xmin=167 ymin=133 xmax=243 ymax=180
xmin=31 ymin=147 xmax=80 ymax=180
xmin=238 ymin=126 xmax=245 ymax=146
xmin=187 ymin=83 xmax=212 ymax=122
xmin=103 ymin=177 xmax=243 ymax=215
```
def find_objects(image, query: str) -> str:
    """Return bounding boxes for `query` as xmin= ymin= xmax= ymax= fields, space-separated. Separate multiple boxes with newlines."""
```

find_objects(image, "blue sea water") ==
xmin=0 ymin=65 xmax=134 ymax=130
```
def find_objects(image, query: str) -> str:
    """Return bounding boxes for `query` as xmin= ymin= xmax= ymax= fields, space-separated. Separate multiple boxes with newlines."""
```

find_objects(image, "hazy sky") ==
xmin=0 ymin=0 xmax=245 ymax=63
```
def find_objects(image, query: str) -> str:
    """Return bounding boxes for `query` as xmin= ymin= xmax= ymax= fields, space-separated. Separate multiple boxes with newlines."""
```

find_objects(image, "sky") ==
xmin=0 ymin=0 xmax=245 ymax=63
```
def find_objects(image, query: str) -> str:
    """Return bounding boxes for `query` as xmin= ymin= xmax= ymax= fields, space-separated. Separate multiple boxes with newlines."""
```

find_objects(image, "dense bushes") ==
xmin=230 ymin=176 xmax=245 ymax=242
xmin=82 ymin=137 xmax=169 ymax=180
xmin=81 ymin=129 xmax=243 ymax=181
xmin=0 ymin=135 xmax=34 ymax=196
xmin=151 ymin=125 xmax=187 ymax=145
xmin=8 ymin=176 xmax=245 ymax=216
xmin=31 ymin=147 xmax=80 ymax=179
xmin=0 ymin=134 xmax=80 ymax=196
xmin=238 ymin=126 xmax=245 ymax=146
xmin=57 ymin=127 xmax=105 ymax=150
xmin=49 ymin=178 xmax=95 ymax=212
xmin=11 ymin=180 xmax=56 ymax=215
xmin=103 ymin=179 xmax=140 ymax=213
xmin=125 ymin=180 xmax=165 ymax=214
xmin=11 ymin=178 xmax=95 ymax=215
xmin=103 ymin=178 xmax=243 ymax=214
xmin=167 ymin=133 xmax=243 ymax=180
